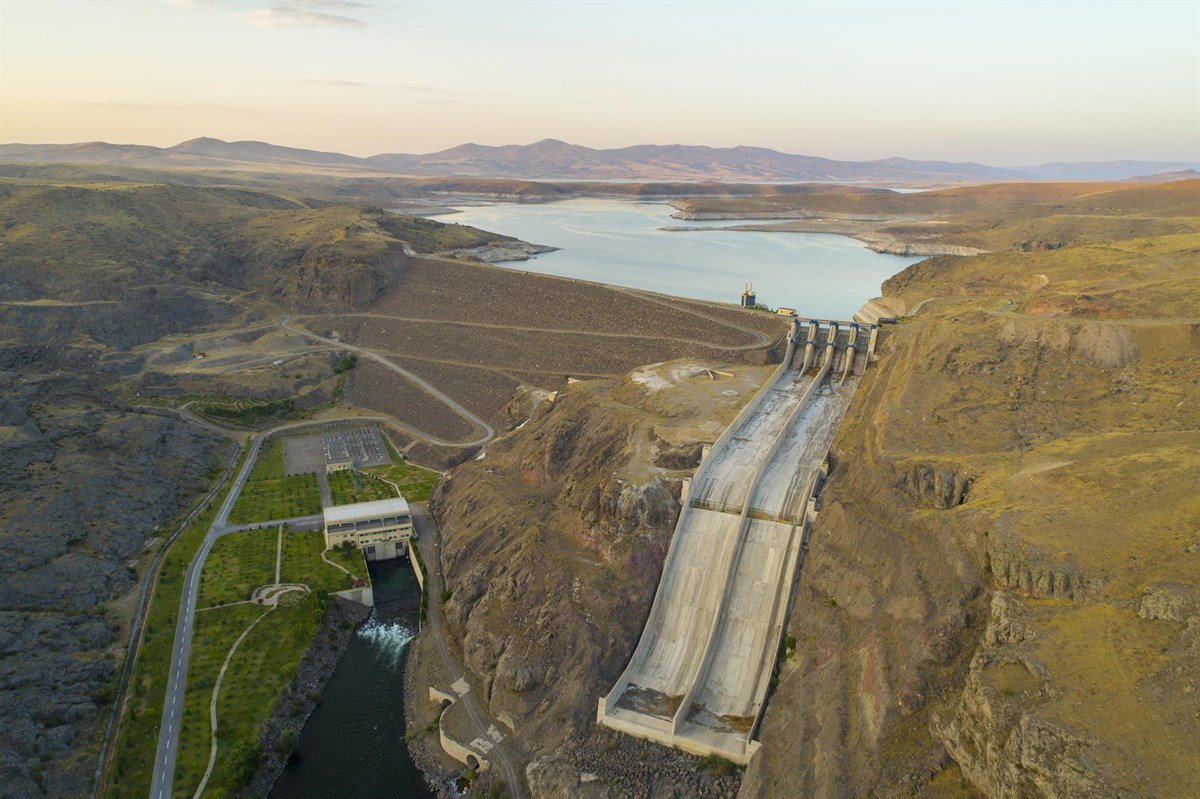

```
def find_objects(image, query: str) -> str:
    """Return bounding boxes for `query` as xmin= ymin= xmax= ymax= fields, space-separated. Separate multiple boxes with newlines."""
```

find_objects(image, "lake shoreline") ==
xmin=658 ymin=221 xmax=986 ymax=257
xmin=440 ymin=198 xmax=924 ymax=320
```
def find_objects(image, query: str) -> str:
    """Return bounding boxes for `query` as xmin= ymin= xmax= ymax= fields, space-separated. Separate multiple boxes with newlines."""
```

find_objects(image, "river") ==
xmin=444 ymin=198 xmax=923 ymax=320
xmin=270 ymin=559 xmax=433 ymax=799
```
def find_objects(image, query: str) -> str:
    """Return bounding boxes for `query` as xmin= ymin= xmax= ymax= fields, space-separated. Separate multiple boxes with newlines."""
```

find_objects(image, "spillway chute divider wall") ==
xmin=599 ymin=319 xmax=802 ymax=717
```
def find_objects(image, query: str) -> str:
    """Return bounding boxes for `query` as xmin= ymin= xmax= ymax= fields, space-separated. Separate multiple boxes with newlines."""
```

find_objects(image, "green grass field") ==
xmin=322 ymin=542 xmax=367 ymax=580
xmin=175 ymin=603 xmax=266 ymax=796
xmin=108 ymin=434 xmax=395 ymax=797
xmin=326 ymin=434 xmax=440 ymax=505
xmin=363 ymin=460 xmax=439 ymax=503
xmin=173 ymin=530 xmax=359 ymax=797
xmin=327 ymin=469 xmax=400 ymax=505
xmin=281 ymin=531 xmax=366 ymax=591
xmin=198 ymin=529 xmax=278 ymax=607
xmin=246 ymin=438 xmax=285 ymax=481
xmin=228 ymin=473 xmax=321 ymax=524
xmin=363 ymin=436 xmax=440 ymax=503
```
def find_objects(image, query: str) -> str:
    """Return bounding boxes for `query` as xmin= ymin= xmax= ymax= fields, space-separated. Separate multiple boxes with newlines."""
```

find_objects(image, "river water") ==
xmin=445 ymin=198 xmax=923 ymax=320
xmin=270 ymin=559 xmax=433 ymax=799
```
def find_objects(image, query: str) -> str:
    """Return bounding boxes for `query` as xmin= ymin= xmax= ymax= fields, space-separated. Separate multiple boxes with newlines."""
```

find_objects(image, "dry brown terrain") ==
xmin=740 ymin=219 xmax=1200 ymax=795
xmin=672 ymin=178 xmax=1200 ymax=256
xmin=298 ymin=256 xmax=789 ymax=456
xmin=405 ymin=361 xmax=780 ymax=797
xmin=403 ymin=180 xmax=1199 ymax=799
xmin=348 ymin=359 xmax=482 ymax=443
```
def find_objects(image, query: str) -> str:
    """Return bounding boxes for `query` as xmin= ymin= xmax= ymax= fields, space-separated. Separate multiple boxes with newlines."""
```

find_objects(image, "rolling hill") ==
xmin=2 ymin=136 xmax=1195 ymax=184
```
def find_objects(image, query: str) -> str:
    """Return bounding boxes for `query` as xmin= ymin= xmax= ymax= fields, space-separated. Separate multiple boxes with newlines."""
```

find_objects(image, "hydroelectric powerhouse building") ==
xmin=323 ymin=496 xmax=414 ymax=561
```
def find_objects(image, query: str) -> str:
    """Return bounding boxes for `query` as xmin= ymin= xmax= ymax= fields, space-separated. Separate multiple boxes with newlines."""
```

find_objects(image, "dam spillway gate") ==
xmin=597 ymin=318 xmax=875 ymax=764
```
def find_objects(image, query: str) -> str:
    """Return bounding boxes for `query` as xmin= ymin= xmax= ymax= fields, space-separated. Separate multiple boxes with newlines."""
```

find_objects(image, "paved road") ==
xmin=149 ymin=427 xmax=269 ymax=799
xmin=411 ymin=506 xmax=526 ymax=798
xmin=90 ymin=444 xmax=242 ymax=799
xmin=280 ymin=317 xmax=495 ymax=447
xmin=292 ymin=310 xmax=770 ymax=351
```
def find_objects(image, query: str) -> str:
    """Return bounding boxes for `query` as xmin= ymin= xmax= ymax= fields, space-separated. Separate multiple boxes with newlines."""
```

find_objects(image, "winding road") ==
xmin=292 ymin=310 xmax=770 ymax=351
xmin=143 ymin=301 xmax=777 ymax=797
xmin=281 ymin=317 xmax=494 ymax=447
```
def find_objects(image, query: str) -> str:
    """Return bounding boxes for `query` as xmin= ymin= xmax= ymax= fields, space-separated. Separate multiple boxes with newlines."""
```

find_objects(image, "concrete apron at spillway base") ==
xmin=597 ymin=319 xmax=865 ymax=765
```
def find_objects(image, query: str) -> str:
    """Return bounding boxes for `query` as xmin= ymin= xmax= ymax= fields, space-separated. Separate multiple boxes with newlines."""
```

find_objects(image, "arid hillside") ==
xmin=671 ymin=179 xmax=1200 ymax=256
xmin=406 ymin=361 xmax=782 ymax=798
xmin=293 ymin=256 xmax=788 ymax=462
xmin=410 ymin=179 xmax=1199 ymax=799
xmin=741 ymin=227 xmax=1199 ymax=795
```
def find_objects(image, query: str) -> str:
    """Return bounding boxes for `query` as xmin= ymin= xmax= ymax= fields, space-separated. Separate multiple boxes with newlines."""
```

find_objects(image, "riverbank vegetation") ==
xmin=173 ymin=530 xmax=362 ymax=797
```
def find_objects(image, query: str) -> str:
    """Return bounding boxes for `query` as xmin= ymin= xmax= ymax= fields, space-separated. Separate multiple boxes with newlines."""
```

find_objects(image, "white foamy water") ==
xmin=357 ymin=617 xmax=415 ymax=667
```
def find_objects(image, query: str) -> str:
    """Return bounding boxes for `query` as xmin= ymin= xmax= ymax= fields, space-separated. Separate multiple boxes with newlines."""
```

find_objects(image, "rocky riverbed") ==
xmin=527 ymin=731 xmax=742 ymax=799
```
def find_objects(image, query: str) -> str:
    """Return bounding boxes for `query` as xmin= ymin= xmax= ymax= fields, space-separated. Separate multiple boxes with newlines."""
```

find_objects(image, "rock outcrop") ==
xmin=410 ymin=369 xmax=765 ymax=797
xmin=0 ymin=372 xmax=228 ymax=796
xmin=433 ymin=388 xmax=679 ymax=751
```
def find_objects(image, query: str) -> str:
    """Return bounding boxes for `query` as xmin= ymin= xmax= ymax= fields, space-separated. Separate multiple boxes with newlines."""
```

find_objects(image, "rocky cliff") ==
xmin=435 ymin=387 xmax=678 ymax=737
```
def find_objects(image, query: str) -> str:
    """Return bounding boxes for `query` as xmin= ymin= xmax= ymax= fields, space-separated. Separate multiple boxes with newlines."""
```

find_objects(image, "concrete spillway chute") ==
xmin=597 ymin=315 xmax=869 ymax=764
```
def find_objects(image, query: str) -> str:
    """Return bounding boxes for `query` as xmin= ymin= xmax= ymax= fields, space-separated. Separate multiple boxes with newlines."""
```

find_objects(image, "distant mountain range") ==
xmin=1 ymin=136 xmax=1196 ymax=184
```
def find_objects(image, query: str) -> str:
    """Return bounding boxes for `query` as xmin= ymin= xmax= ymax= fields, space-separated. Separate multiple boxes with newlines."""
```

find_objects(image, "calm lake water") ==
xmin=445 ymin=199 xmax=923 ymax=320
xmin=270 ymin=559 xmax=433 ymax=799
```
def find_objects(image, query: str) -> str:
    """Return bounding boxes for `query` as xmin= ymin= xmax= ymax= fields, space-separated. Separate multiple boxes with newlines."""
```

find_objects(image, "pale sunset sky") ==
xmin=1 ymin=0 xmax=1197 ymax=165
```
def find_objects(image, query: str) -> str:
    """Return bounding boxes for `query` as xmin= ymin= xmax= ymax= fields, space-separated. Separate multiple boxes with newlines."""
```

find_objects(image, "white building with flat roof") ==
xmin=323 ymin=497 xmax=414 ymax=561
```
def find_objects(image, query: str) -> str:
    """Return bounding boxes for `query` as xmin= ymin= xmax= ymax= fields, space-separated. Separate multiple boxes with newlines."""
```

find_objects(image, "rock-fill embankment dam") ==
xmin=597 ymin=317 xmax=876 ymax=763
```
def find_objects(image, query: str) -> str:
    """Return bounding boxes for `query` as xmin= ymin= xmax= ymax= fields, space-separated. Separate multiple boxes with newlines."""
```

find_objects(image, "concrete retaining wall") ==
xmin=435 ymin=696 xmax=490 ymax=772
xmin=429 ymin=686 xmax=456 ymax=705
xmin=334 ymin=587 xmax=374 ymax=606
xmin=408 ymin=539 xmax=425 ymax=592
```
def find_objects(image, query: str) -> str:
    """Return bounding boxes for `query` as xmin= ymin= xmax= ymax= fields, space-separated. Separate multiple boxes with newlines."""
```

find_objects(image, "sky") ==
xmin=1 ymin=0 xmax=1198 ymax=165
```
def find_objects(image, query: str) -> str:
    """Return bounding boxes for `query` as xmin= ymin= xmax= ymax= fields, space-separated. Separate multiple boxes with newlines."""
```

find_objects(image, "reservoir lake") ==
xmin=444 ymin=199 xmax=923 ymax=320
